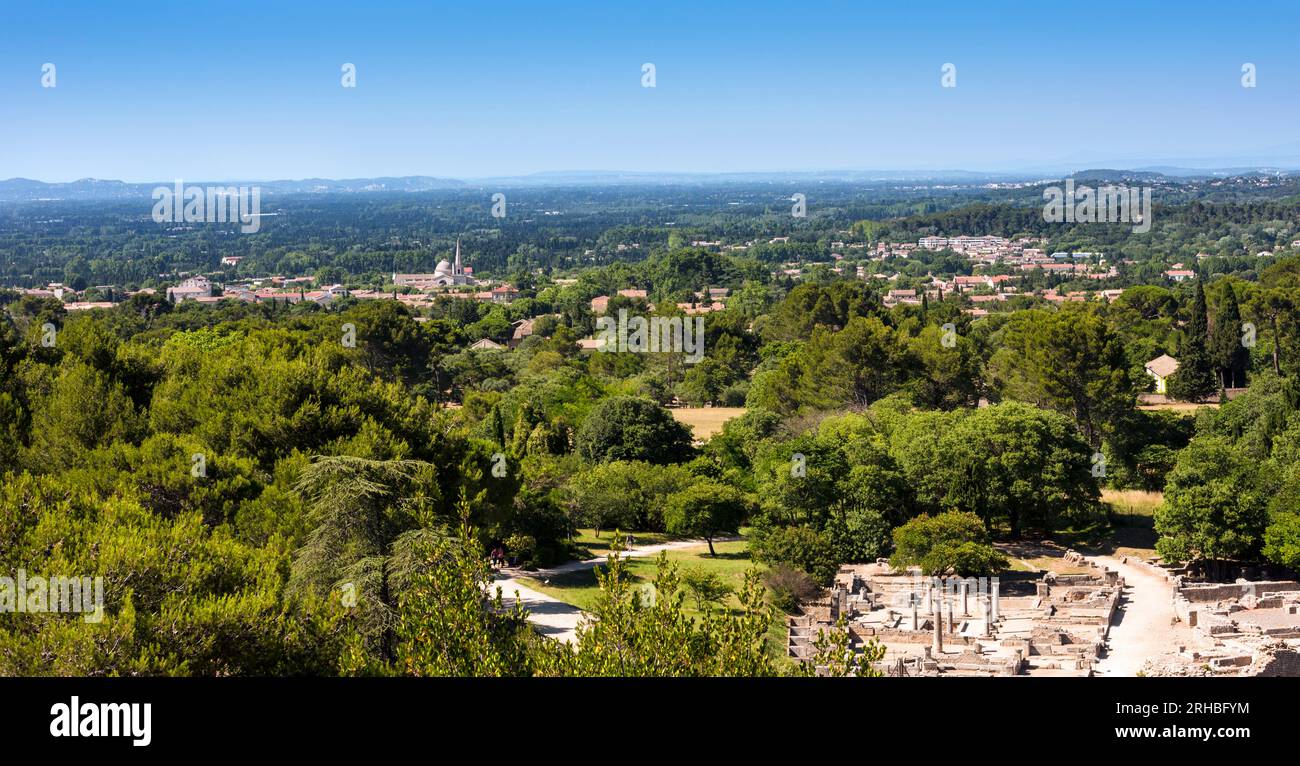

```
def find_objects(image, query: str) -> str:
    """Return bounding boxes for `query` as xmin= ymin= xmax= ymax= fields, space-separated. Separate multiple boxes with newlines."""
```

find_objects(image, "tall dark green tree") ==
xmin=1210 ymin=287 xmax=1249 ymax=390
xmin=290 ymin=457 xmax=443 ymax=661
xmin=491 ymin=405 xmax=507 ymax=449
xmin=984 ymin=307 xmax=1135 ymax=448
xmin=1168 ymin=281 xmax=1218 ymax=402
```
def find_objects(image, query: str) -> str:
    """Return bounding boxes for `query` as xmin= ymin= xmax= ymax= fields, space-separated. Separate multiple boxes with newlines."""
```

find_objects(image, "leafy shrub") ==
xmin=828 ymin=507 xmax=892 ymax=564
xmin=764 ymin=565 xmax=822 ymax=613
xmin=680 ymin=566 xmax=734 ymax=611
xmin=889 ymin=511 xmax=1008 ymax=576
xmin=750 ymin=524 xmax=840 ymax=584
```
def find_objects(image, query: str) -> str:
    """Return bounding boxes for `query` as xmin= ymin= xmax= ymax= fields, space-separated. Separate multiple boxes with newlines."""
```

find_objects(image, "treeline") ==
xmin=8 ymin=179 xmax=1300 ymax=291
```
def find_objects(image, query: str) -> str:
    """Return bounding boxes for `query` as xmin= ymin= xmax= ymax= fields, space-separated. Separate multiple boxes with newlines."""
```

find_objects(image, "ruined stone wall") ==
xmin=853 ymin=626 xmax=979 ymax=647
xmin=1254 ymin=650 xmax=1300 ymax=677
xmin=1178 ymin=580 xmax=1300 ymax=603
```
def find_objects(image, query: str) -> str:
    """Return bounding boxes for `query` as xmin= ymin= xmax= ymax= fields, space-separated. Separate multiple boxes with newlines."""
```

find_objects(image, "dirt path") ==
xmin=493 ymin=538 xmax=724 ymax=645
xmin=490 ymin=577 xmax=586 ymax=644
xmin=1089 ymin=554 xmax=1184 ymax=676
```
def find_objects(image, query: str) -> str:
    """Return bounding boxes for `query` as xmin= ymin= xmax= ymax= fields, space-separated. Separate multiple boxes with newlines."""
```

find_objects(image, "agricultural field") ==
xmin=670 ymin=406 xmax=747 ymax=440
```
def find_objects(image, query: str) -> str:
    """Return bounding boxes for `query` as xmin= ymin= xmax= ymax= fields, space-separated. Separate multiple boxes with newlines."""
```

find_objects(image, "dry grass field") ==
xmin=671 ymin=406 xmax=747 ymax=440
xmin=1101 ymin=489 xmax=1164 ymax=516
xmin=1136 ymin=401 xmax=1216 ymax=412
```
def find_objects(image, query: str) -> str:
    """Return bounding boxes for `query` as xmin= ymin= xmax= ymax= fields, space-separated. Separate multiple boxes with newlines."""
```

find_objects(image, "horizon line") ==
xmin=7 ymin=163 xmax=1300 ymax=188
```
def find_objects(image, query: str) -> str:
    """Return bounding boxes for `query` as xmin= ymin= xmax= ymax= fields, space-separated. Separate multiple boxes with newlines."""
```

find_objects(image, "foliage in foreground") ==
xmin=343 ymin=512 xmax=873 ymax=677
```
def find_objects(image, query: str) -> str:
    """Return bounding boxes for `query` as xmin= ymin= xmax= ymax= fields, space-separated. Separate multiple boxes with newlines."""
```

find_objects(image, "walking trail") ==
xmin=1088 ymin=554 xmax=1187 ymax=676
xmin=492 ymin=538 xmax=721 ymax=644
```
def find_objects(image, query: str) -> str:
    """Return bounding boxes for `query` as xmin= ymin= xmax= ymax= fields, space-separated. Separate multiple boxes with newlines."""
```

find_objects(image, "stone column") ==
xmin=959 ymin=579 xmax=969 ymax=616
xmin=991 ymin=580 xmax=1000 ymax=621
xmin=981 ymin=595 xmax=992 ymax=638
xmin=932 ymin=602 xmax=943 ymax=656
xmin=910 ymin=599 xmax=919 ymax=631
xmin=945 ymin=595 xmax=955 ymax=634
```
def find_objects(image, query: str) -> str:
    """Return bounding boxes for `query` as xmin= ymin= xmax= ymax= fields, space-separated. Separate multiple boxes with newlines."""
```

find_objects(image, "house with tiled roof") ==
xmin=1145 ymin=354 xmax=1179 ymax=394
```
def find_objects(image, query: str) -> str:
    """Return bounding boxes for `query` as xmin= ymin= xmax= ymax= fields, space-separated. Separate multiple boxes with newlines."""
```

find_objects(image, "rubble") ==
xmin=1142 ymin=578 xmax=1300 ymax=676
xmin=788 ymin=551 xmax=1122 ymax=676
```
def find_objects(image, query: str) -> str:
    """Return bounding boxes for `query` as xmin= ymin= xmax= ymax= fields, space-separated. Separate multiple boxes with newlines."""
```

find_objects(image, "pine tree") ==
xmin=289 ymin=456 xmax=442 ymax=661
xmin=1210 ymin=287 xmax=1249 ymax=389
xmin=1168 ymin=280 xmax=1218 ymax=402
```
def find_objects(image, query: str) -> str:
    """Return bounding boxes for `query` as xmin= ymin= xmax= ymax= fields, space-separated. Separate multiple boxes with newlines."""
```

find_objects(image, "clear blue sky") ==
xmin=2 ymin=0 xmax=1298 ymax=181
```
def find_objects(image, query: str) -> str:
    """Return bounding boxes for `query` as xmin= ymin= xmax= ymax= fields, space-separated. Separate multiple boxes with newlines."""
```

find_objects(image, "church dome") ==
xmin=434 ymin=259 xmax=452 ymax=275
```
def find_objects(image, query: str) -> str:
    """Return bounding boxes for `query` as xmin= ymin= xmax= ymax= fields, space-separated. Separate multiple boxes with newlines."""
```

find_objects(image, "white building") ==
xmin=394 ymin=238 xmax=478 ymax=289
xmin=1145 ymin=354 xmax=1179 ymax=395
xmin=167 ymin=276 xmax=212 ymax=302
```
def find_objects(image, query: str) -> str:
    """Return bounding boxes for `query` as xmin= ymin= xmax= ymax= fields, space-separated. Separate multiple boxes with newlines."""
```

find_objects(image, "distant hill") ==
xmin=0 ymin=178 xmax=151 ymax=201
xmin=1068 ymin=169 xmax=1173 ymax=184
xmin=265 ymin=176 xmax=468 ymax=194
xmin=0 ymin=176 xmax=466 ymax=202
xmin=477 ymin=169 xmax=1038 ymax=186
xmin=6 ymin=167 xmax=1300 ymax=202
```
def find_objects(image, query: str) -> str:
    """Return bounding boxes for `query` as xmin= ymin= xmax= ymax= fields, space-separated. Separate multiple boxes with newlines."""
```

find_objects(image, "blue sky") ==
xmin=2 ymin=0 xmax=1298 ymax=181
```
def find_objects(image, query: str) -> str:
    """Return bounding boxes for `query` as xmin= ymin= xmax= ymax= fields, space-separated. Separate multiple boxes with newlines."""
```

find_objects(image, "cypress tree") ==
xmin=1210 ymin=286 xmax=1249 ymax=390
xmin=1168 ymin=280 xmax=1218 ymax=401
xmin=491 ymin=405 xmax=506 ymax=448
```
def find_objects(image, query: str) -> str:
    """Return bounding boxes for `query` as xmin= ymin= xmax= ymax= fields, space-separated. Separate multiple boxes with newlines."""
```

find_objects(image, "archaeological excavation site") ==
xmin=788 ymin=544 xmax=1300 ymax=677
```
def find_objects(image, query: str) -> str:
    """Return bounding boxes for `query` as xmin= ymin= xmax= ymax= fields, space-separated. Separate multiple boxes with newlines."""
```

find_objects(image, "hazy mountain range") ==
xmin=2 ymin=166 xmax=1298 ymax=202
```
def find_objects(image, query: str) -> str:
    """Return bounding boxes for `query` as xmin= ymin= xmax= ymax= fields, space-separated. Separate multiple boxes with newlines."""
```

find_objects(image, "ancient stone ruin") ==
xmin=1144 ymin=573 xmax=1300 ymax=676
xmin=788 ymin=556 xmax=1122 ymax=676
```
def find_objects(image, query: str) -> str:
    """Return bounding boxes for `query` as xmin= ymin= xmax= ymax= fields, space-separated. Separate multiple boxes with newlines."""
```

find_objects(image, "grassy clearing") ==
xmin=1000 ymin=542 xmax=1097 ymax=575
xmin=1054 ymin=489 xmax=1163 ymax=558
xmin=1101 ymin=489 xmax=1163 ymax=516
xmin=1102 ymin=489 xmax=1161 ymax=557
xmin=520 ymin=538 xmax=755 ymax=612
xmin=670 ymin=406 xmax=746 ymax=440
xmin=519 ymin=534 xmax=794 ymax=661
xmin=569 ymin=528 xmax=678 ymax=559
